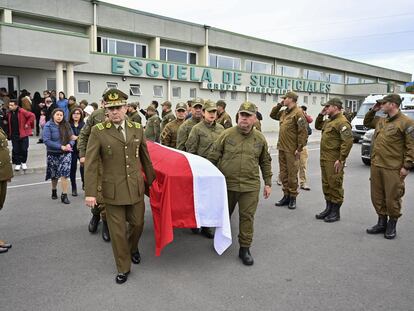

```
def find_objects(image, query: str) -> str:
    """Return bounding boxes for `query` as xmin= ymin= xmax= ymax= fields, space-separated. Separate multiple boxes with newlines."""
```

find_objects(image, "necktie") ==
xmin=118 ymin=125 xmax=125 ymax=141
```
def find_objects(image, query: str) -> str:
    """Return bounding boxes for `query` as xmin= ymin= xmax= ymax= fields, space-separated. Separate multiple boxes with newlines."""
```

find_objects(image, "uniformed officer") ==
xmin=78 ymin=104 xmax=111 ymax=242
xmin=176 ymin=98 xmax=204 ymax=150
xmin=84 ymin=88 xmax=156 ymax=284
xmin=186 ymin=100 xmax=224 ymax=238
xmin=144 ymin=105 xmax=161 ymax=142
xmin=270 ymin=91 xmax=308 ymax=209
xmin=216 ymin=100 xmax=233 ymax=129
xmin=208 ymin=101 xmax=272 ymax=265
xmin=160 ymin=101 xmax=176 ymax=132
xmin=0 ymin=127 xmax=13 ymax=254
xmin=364 ymin=94 xmax=414 ymax=239
xmin=314 ymin=98 xmax=353 ymax=222
xmin=160 ymin=102 xmax=187 ymax=148
xmin=127 ymin=102 xmax=142 ymax=124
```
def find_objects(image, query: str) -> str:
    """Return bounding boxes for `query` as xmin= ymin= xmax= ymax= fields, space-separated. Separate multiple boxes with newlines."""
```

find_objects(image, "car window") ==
xmin=357 ymin=103 xmax=373 ymax=116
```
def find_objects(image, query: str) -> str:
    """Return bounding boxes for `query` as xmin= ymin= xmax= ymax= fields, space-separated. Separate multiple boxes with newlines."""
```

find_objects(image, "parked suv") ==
xmin=361 ymin=109 xmax=414 ymax=165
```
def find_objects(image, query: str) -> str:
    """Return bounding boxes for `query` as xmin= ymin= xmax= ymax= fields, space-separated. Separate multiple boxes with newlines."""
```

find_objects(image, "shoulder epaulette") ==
xmin=96 ymin=123 xmax=105 ymax=130
xmin=134 ymin=122 xmax=141 ymax=128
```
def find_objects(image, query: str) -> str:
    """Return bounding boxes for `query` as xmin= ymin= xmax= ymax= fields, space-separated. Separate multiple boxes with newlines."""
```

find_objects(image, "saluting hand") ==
xmin=263 ymin=185 xmax=271 ymax=199
xmin=85 ymin=196 xmax=97 ymax=208
xmin=334 ymin=160 xmax=343 ymax=174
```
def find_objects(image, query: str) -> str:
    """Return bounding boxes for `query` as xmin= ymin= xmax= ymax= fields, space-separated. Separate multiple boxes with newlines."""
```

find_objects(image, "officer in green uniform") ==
xmin=0 ymin=127 xmax=13 ymax=253
xmin=364 ymin=94 xmax=414 ymax=239
xmin=160 ymin=101 xmax=176 ymax=132
xmin=78 ymin=105 xmax=111 ymax=241
xmin=314 ymin=98 xmax=353 ymax=222
xmin=144 ymin=106 xmax=161 ymax=142
xmin=176 ymin=98 xmax=204 ymax=150
xmin=270 ymin=91 xmax=308 ymax=209
xmin=127 ymin=102 xmax=142 ymax=124
xmin=208 ymin=102 xmax=272 ymax=266
xmin=160 ymin=102 xmax=187 ymax=148
xmin=84 ymin=88 xmax=156 ymax=284
xmin=186 ymin=100 xmax=224 ymax=238
xmin=216 ymin=100 xmax=233 ymax=129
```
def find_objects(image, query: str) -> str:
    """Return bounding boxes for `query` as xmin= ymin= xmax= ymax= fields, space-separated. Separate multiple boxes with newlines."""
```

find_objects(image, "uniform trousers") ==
xmin=370 ymin=165 xmax=404 ymax=219
xmin=0 ymin=181 xmax=7 ymax=210
xmin=105 ymin=201 xmax=145 ymax=273
xmin=278 ymin=150 xmax=299 ymax=197
xmin=321 ymin=161 xmax=344 ymax=204
xmin=228 ymin=190 xmax=259 ymax=248
xmin=299 ymin=147 xmax=309 ymax=186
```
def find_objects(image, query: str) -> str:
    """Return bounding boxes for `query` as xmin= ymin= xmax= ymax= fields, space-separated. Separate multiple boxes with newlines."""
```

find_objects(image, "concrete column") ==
xmin=149 ymin=37 xmax=160 ymax=60
xmin=88 ymin=25 xmax=98 ymax=52
xmin=199 ymin=25 xmax=210 ymax=66
xmin=167 ymin=80 xmax=171 ymax=101
xmin=66 ymin=63 xmax=75 ymax=97
xmin=55 ymin=62 xmax=64 ymax=94
xmin=1 ymin=9 xmax=12 ymax=23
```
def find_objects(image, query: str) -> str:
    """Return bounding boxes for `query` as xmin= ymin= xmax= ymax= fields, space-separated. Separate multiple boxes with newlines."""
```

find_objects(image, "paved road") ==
xmin=1 ymin=142 xmax=413 ymax=311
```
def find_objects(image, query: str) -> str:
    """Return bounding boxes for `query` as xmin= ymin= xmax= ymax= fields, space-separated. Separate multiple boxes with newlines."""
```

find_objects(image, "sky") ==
xmin=103 ymin=0 xmax=414 ymax=81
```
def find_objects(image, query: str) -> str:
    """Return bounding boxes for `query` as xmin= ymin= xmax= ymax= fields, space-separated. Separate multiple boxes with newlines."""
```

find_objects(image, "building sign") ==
xmin=111 ymin=57 xmax=331 ymax=94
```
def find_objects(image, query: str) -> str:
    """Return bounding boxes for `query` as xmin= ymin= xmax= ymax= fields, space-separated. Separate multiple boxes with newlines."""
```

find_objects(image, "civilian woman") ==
xmin=56 ymin=91 xmax=69 ymax=120
xmin=43 ymin=108 xmax=74 ymax=204
xmin=69 ymin=108 xmax=85 ymax=196
xmin=32 ymin=91 xmax=43 ymax=137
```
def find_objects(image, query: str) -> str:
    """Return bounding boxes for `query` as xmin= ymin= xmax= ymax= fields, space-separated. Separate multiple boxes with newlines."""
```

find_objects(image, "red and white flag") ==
xmin=146 ymin=141 xmax=232 ymax=256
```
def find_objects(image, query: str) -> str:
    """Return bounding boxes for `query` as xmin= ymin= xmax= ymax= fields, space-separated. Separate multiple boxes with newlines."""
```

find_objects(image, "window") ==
xmin=209 ymin=54 xmax=241 ymax=70
xmin=361 ymin=78 xmax=374 ymax=84
xmin=172 ymin=87 xmax=181 ymax=98
xmin=106 ymin=82 xmax=118 ymax=89
xmin=47 ymin=79 xmax=56 ymax=91
xmin=303 ymin=96 xmax=308 ymax=104
xmin=190 ymin=88 xmax=197 ymax=98
xmin=130 ymin=84 xmax=142 ymax=96
xmin=219 ymin=91 xmax=226 ymax=99
xmin=272 ymin=95 xmax=279 ymax=103
xmin=77 ymin=80 xmax=90 ymax=94
xmin=329 ymin=73 xmax=344 ymax=84
xmin=312 ymin=96 xmax=317 ymax=105
xmin=160 ymin=47 xmax=197 ymax=65
xmin=320 ymin=97 xmax=325 ymax=105
xmin=260 ymin=94 xmax=266 ymax=102
xmin=245 ymin=60 xmax=272 ymax=74
xmin=98 ymin=37 xmax=147 ymax=58
xmin=276 ymin=65 xmax=300 ymax=78
xmin=153 ymin=85 xmax=163 ymax=97
xmin=231 ymin=91 xmax=237 ymax=100
xmin=303 ymin=69 xmax=324 ymax=81
xmin=346 ymin=76 xmax=360 ymax=84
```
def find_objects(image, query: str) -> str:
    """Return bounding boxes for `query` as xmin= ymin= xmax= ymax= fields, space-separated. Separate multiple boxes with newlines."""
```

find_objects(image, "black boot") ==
xmin=324 ymin=203 xmax=341 ymax=222
xmin=88 ymin=214 xmax=100 ymax=233
xmin=51 ymin=189 xmax=58 ymax=200
xmin=366 ymin=215 xmax=387 ymax=234
xmin=61 ymin=193 xmax=70 ymax=204
xmin=315 ymin=201 xmax=331 ymax=219
xmin=275 ymin=195 xmax=290 ymax=206
xmin=288 ymin=197 xmax=296 ymax=209
xmin=384 ymin=218 xmax=397 ymax=239
xmin=239 ymin=247 xmax=254 ymax=266
xmin=200 ymin=227 xmax=214 ymax=239
xmin=72 ymin=187 xmax=78 ymax=197
xmin=102 ymin=220 xmax=110 ymax=242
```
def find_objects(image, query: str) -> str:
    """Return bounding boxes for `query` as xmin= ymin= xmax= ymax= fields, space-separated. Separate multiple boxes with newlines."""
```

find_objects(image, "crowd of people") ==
xmin=0 ymin=87 xmax=412 ymax=286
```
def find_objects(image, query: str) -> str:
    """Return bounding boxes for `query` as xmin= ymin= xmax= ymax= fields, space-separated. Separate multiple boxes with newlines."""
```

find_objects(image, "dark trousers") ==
xmin=70 ymin=151 xmax=84 ymax=190
xmin=11 ymin=136 xmax=29 ymax=165
xmin=35 ymin=113 xmax=41 ymax=136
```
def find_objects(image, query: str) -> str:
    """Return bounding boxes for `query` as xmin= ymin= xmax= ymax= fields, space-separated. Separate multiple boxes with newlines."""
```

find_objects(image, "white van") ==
xmin=351 ymin=93 xmax=414 ymax=142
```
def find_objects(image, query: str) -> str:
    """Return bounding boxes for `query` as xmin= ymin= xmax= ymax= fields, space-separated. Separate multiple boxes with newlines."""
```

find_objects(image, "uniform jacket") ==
xmin=128 ymin=111 xmax=142 ymax=124
xmin=270 ymin=104 xmax=308 ymax=152
xmin=77 ymin=108 xmax=106 ymax=157
xmin=161 ymin=110 xmax=176 ymax=132
xmin=364 ymin=110 xmax=414 ymax=170
xmin=208 ymin=126 xmax=272 ymax=192
xmin=0 ymin=128 xmax=13 ymax=181
xmin=216 ymin=111 xmax=233 ymax=129
xmin=7 ymin=107 xmax=35 ymax=139
xmin=160 ymin=118 xmax=184 ymax=148
xmin=315 ymin=112 xmax=353 ymax=162
xmin=176 ymin=117 xmax=201 ymax=151
xmin=85 ymin=120 xmax=156 ymax=205
xmin=144 ymin=114 xmax=161 ymax=142
xmin=186 ymin=120 xmax=224 ymax=158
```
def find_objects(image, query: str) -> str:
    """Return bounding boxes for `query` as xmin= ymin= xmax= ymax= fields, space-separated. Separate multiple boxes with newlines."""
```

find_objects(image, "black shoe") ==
xmin=102 ymin=220 xmax=110 ymax=242
xmin=238 ymin=247 xmax=254 ymax=266
xmin=131 ymin=250 xmax=141 ymax=264
xmin=288 ymin=197 xmax=296 ymax=210
xmin=384 ymin=218 xmax=397 ymax=239
xmin=315 ymin=201 xmax=331 ymax=219
xmin=200 ymin=227 xmax=214 ymax=239
xmin=88 ymin=214 xmax=100 ymax=233
xmin=366 ymin=215 xmax=387 ymax=234
xmin=324 ymin=203 xmax=341 ymax=223
xmin=0 ymin=242 xmax=12 ymax=249
xmin=61 ymin=193 xmax=70 ymax=204
xmin=72 ymin=189 xmax=78 ymax=196
xmin=37 ymin=139 xmax=43 ymax=144
xmin=275 ymin=195 xmax=290 ymax=206
xmin=51 ymin=189 xmax=58 ymax=200
xmin=0 ymin=247 xmax=8 ymax=254
xmin=191 ymin=228 xmax=200 ymax=234
xmin=115 ymin=271 xmax=130 ymax=284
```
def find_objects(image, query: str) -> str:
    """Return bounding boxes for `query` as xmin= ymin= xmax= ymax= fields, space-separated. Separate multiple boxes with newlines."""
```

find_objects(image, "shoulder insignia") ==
xmin=297 ymin=117 xmax=306 ymax=127
xmin=341 ymin=125 xmax=347 ymax=132
xmin=134 ymin=122 xmax=141 ymax=129
xmin=127 ymin=121 xmax=133 ymax=128
xmin=406 ymin=126 xmax=414 ymax=138
xmin=96 ymin=123 xmax=104 ymax=130
xmin=106 ymin=123 xmax=112 ymax=129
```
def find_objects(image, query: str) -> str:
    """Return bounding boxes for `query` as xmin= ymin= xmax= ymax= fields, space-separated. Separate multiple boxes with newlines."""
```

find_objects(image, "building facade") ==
xmin=0 ymin=0 xmax=411 ymax=131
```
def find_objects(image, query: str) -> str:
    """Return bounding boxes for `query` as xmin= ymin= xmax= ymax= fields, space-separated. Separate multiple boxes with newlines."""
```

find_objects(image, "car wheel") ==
xmin=362 ymin=158 xmax=371 ymax=166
